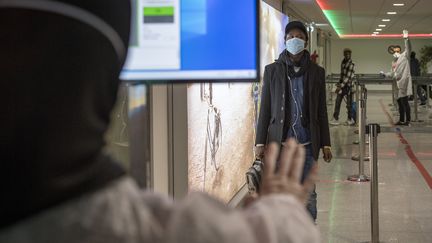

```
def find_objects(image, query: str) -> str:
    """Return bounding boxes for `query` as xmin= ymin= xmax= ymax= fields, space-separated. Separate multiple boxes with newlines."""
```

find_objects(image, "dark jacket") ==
xmin=255 ymin=51 xmax=331 ymax=161
xmin=410 ymin=57 xmax=420 ymax=76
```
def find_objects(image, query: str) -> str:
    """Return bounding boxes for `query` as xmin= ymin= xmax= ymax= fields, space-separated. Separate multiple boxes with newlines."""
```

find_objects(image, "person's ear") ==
xmin=304 ymin=41 xmax=308 ymax=48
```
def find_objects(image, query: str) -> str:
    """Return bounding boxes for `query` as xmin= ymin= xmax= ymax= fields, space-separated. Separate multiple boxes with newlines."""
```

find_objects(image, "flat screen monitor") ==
xmin=121 ymin=0 xmax=259 ymax=82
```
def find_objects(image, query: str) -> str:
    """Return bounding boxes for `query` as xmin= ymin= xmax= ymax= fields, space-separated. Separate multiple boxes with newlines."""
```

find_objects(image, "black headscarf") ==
xmin=1 ymin=0 xmax=130 ymax=228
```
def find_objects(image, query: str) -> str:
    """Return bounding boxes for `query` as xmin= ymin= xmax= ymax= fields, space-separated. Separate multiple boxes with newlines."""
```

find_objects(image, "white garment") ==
xmin=0 ymin=177 xmax=320 ymax=243
xmin=386 ymin=39 xmax=413 ymax=98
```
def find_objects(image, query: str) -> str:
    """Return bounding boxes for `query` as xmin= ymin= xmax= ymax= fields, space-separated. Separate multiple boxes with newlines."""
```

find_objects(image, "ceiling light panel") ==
xmin=315 ymin=1 xmax=432 ymax=39
xmin=341 ymin=34 xmax=432 ymax=38
xmin=315 ymin=0 xmax=344 ymax=36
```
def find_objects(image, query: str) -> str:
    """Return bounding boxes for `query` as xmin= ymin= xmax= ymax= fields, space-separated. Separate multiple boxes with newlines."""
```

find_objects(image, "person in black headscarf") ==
xmin=0 ymin=1 xmax=320 ymax=242
xmin=255 ymin=21 xmax=332 ymax=221
xmin=1 ymin=0 xmax=131 ymax=229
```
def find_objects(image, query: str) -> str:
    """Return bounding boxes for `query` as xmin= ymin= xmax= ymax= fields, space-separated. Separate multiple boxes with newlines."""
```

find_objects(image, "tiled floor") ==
xmin=317 ymin=92 xmax=432 ymax=243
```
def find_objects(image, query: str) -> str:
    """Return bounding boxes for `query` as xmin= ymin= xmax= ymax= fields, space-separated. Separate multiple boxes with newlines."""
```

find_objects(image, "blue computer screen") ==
xmin=121 ymin=0 xmax=259 ymax=81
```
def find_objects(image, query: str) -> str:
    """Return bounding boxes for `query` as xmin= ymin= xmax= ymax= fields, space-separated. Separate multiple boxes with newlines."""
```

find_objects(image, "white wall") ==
xmin=330 ymin=38 xmax=432 ymax=90
xmin=260 ymin=1 xmax=288 ymax=74
xmin=187 ymin=83 xmax=255 ymax=203
xmin=263 ymin=0 xmax=282 ymax=11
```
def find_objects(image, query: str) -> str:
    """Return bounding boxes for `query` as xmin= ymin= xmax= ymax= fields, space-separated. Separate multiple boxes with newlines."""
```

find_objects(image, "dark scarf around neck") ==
xmin=278 ymin=50 xmax=312 ymax=128
xmin=284 ymin=50 xmax=311 ymax=78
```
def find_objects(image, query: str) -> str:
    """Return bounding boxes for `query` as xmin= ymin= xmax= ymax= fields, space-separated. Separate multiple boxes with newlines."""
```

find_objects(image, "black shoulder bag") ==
xmin=245 ymin=159 xmax=264 ymax=193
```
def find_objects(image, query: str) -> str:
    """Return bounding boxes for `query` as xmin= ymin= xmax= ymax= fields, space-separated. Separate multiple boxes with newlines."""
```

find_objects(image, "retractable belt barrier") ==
xmin=326 ymin=74 xmax=341 ymax=105
xmin=348 ymin=84 xmax=370 ymax=182
xmin=411 ymin=76 xmax=432 ymax=122
xmin=325 ymin=73 xmax=432 ymax=242
xmin=366 ymin=123 xmax=381 ymax=243
xmin=354 ymin=75 xmax=432 ymax=122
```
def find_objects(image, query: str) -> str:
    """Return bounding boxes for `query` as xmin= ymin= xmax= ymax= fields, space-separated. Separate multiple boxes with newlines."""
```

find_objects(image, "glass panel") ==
xmin=128 ymin=84 xmax=151 ymax=188
xmin=105 ymin=82 xmax=131 ymax=170
xmin=104 ymin=82 xmax=151 ymax=188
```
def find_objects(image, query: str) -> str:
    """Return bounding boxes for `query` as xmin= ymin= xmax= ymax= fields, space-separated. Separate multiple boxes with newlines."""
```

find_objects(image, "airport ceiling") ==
xmin=285 ymin=0 xmax=432 ymax=39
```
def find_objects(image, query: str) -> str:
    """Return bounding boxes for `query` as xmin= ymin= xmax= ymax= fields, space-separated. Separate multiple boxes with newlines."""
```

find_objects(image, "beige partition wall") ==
xmin=187 ymin=83 xmax=255 ymax=202
xmin=150 ymin=85 xmax=170 ymax=194
xmin=148 ymin=1 xmax=292 ymax=202
xmin=185 ymin=2 xmax=289 ymax=203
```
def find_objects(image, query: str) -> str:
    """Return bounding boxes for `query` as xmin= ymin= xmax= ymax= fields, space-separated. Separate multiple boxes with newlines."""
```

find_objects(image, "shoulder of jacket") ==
xmin=265 ymin=61 xmax=282 ymax=70
xmin=311 ymin=63 xmax=325 ymax=73
xmin=307 ymin=63 xmax=325 ymax=78
xmin=264 ymin=62 xmax=284 ymax=78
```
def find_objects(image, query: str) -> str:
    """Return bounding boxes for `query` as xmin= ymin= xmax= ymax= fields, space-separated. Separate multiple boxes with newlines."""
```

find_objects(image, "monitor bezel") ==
xmin=120 ymin=0 xmax=261 ymax=83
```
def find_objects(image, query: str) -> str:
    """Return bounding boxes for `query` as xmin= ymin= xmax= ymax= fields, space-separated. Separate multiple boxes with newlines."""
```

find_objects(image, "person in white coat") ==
xmin=383 ymin=30 xmax=413 ymax=126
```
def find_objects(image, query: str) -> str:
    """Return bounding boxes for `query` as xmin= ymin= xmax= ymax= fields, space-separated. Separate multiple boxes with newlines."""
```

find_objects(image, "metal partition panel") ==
xmin=128 ymin=84 xmax=151 ymax=188
xmin=170 ymin=84 xmax=189 ymax=200
xmin=105 ymin=83 xmax=131 ymax=171
xmin=150 ymin=84 xmax=170 ymax=194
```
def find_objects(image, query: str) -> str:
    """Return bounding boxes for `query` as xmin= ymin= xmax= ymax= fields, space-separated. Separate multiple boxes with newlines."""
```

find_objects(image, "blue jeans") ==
xmin=301 ymin=144 xmax=317 ymax=221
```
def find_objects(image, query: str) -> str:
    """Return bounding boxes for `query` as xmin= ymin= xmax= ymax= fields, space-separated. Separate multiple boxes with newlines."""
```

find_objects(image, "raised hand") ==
xmin=260 ymin=139 xmax=317 ymax=204
xmin=403 ymin=29 xmax=409 ymax=39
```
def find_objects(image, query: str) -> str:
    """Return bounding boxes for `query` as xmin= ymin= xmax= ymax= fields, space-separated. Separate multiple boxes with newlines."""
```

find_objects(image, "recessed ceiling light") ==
xmin=378 ymin=25 xmax=386 ymax=27
xmin=387 ymin=12 xmax=397 ymax=14
xmin=376 ymin=29 xmax=382 ymax=31
xmin=382 ymin=19 xmax=391 ymax=22
xmin=373 ymin=32 xmax=380 ymax=34
xmin=393 ymin=3 xmax=405 ymax=6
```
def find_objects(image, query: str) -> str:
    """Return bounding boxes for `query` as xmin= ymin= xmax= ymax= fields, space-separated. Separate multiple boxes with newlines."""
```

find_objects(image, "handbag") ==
xmin=245 ymin=159 xmax=264 ymax=193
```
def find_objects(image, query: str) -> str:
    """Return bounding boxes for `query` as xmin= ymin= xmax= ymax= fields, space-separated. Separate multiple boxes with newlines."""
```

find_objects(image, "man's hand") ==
xmin=255 ymin=146 xmax=265 ymax=160
xmin=403 ymin=29 xmax=409 ymax=39
xmin=335 ymin=84 xmax=342 ymax=94
xmin=322 ymin=147 xmax=332 ymax=163
xmin=260 ymin=139 xmax=316 ymax=205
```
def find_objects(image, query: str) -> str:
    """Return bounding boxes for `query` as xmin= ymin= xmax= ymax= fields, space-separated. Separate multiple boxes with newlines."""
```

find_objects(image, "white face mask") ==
xmin=393 ymin=52 xmax=401 ymax=58
xmin=285 ymin=37 xmax=305 ymax=55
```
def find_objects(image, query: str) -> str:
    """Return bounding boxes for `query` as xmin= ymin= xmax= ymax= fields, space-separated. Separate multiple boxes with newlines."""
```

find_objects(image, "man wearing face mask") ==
xmin=383 ymin=30 xmax=413 ymax=126
xmin=255 ymin=21 xmax=332 ymax=221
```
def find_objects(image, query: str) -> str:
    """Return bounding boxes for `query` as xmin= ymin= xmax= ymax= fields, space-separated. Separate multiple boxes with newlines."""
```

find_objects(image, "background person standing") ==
xmin=383 ymin=30 xmax=413 ymax=126
xmin=330 ymin=48 xmax=355 ymax=126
